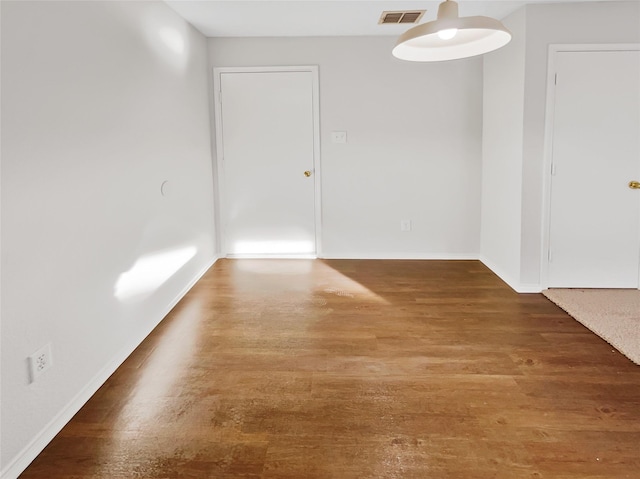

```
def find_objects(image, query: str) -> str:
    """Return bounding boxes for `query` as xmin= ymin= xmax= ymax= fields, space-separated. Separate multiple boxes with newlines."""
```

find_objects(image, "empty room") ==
xmin=1 ymin=1 xmax=639 ymax=478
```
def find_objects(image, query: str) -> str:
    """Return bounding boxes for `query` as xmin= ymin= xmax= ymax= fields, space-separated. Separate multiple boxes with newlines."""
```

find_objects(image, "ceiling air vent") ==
xmin=378 ymin=10 xmax=425 ymax=25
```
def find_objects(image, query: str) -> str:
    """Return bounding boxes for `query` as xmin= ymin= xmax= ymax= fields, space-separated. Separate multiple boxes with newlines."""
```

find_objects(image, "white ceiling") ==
xmin=164 ymin=0 xmax=621 ymax=38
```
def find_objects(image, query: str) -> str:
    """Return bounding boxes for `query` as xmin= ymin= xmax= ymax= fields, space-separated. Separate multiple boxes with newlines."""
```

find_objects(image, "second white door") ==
xmin=216 ymin=68 xmax=319 ymax=257
xmin=547 ymin=49 xmax=640 ymax=288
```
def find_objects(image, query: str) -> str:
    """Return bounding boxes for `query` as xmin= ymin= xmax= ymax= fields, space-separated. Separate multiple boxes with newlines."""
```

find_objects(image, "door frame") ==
xmin=540 ymin=44 xmax=640 ymax=289
xmin=213 ymin=66 xmax=322 ymax=258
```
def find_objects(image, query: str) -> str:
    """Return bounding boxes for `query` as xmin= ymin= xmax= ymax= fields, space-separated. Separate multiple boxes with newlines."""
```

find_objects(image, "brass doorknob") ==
xmin=304 ymin=170 xmax=312 ymax=177
xmin=629 ymin=180 xmax=640 ymax=189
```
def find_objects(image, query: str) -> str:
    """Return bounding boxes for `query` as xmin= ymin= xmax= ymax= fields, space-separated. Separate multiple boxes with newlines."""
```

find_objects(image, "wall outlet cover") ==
xmin=28 ymin=343 xmax=53 ymax=383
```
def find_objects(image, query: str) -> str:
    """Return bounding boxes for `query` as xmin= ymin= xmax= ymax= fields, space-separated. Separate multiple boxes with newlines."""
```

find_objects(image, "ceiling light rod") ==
xmin=392 ymin=0 xmax=512 ymax=62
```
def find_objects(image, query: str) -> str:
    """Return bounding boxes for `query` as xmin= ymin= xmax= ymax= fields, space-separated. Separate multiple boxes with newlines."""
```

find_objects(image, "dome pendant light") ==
xmin=392 ymin=0 xmax=512 ymax=62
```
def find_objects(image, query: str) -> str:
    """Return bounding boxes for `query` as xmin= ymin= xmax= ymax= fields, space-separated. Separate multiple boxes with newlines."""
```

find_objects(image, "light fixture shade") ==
xmin=392 ymin=1 xmax=512 ymax=62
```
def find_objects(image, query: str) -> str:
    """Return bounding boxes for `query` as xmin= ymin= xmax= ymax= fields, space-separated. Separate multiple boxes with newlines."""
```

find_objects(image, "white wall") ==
xmin=0 ymin=2 xmax=216 ymax=477
xmin=480 ymin=8 xmax=527 ymax=290
xmin=481 ymin=1 xmax=640 ymax=292
xmin=209 ymin=36 xmax=483 ymax=259
xmin=520 ymin=1 xmax=640 ymax=286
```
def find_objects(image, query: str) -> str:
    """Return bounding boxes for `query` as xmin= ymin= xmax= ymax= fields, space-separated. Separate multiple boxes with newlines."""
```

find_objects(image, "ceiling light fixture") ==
xmin=392 ymin=0 xmax=512 ymax=62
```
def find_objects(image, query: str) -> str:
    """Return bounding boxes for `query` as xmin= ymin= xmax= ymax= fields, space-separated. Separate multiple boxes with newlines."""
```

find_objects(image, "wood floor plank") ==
xmin=19 ymin=259 xmax=640 ymax=478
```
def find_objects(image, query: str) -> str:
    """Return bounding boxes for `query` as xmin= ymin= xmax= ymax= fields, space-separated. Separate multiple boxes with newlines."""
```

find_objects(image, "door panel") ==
xmin=548 ymin=50 xmax=640 ymax=287
xmin=218 ymin=70 xmax=317 ymax=256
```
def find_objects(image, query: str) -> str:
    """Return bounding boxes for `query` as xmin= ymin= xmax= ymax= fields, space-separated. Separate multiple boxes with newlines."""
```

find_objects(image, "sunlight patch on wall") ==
xmin=114 ymin=245 xmax=197 ymax=301
xmin=231 ymin=240 xmax=315 ymax=256
xmin=236 ymin=258 xmax=313 ymax=275
xmin=158 ymin=27 xmax=185 ymax=55
xmin=142 ymin=9 xmax=190 ymax=71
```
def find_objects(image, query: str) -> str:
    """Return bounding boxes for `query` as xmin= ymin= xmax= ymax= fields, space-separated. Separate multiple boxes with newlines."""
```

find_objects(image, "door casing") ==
xmin=213 ymin=66 xmax=322 ymax=258
xmin=541 ymin=44 xmax=640 ymax=289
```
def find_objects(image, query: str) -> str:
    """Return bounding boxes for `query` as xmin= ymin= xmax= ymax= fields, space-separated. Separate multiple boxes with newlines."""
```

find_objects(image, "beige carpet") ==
xmin=542 ymin=288 xmax=640 ymax=365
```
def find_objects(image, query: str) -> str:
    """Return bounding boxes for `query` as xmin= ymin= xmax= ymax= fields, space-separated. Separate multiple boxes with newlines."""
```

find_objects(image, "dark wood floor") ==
xmin=20 ymin=260 xmax=640 ymax=478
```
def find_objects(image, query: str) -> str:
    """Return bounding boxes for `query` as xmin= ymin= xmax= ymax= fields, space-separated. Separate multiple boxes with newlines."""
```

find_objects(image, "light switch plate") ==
xmin=331 ymin=131 xmax=347 ymax=144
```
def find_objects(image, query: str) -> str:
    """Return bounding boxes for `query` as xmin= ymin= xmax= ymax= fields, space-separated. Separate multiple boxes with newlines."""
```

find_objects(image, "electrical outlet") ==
xmin=28 ymin=343 xmax=53 ymax=383
xmin=401 ymin=220 xmax=412 ymax=232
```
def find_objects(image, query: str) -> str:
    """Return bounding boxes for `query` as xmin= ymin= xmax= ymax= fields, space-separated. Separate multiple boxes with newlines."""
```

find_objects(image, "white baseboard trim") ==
xmin=479 ymin=256 xmax=542 ymax=293
xmin=226 ymin=254 xmax=317 ymax=259
xmin=320 ymin=253 xmax=479 ymax=260
xmin=0 ymin=257 xmax=218 ymax=479
xmin=515 ymin=283 xmax=543 ymax=294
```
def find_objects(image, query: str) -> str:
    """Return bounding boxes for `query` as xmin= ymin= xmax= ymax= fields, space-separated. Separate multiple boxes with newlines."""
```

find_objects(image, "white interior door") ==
xmin=547 ymin=50 xmax=640 ymax=288
xmin=215 ymin=68 xmax=319 ymax=257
